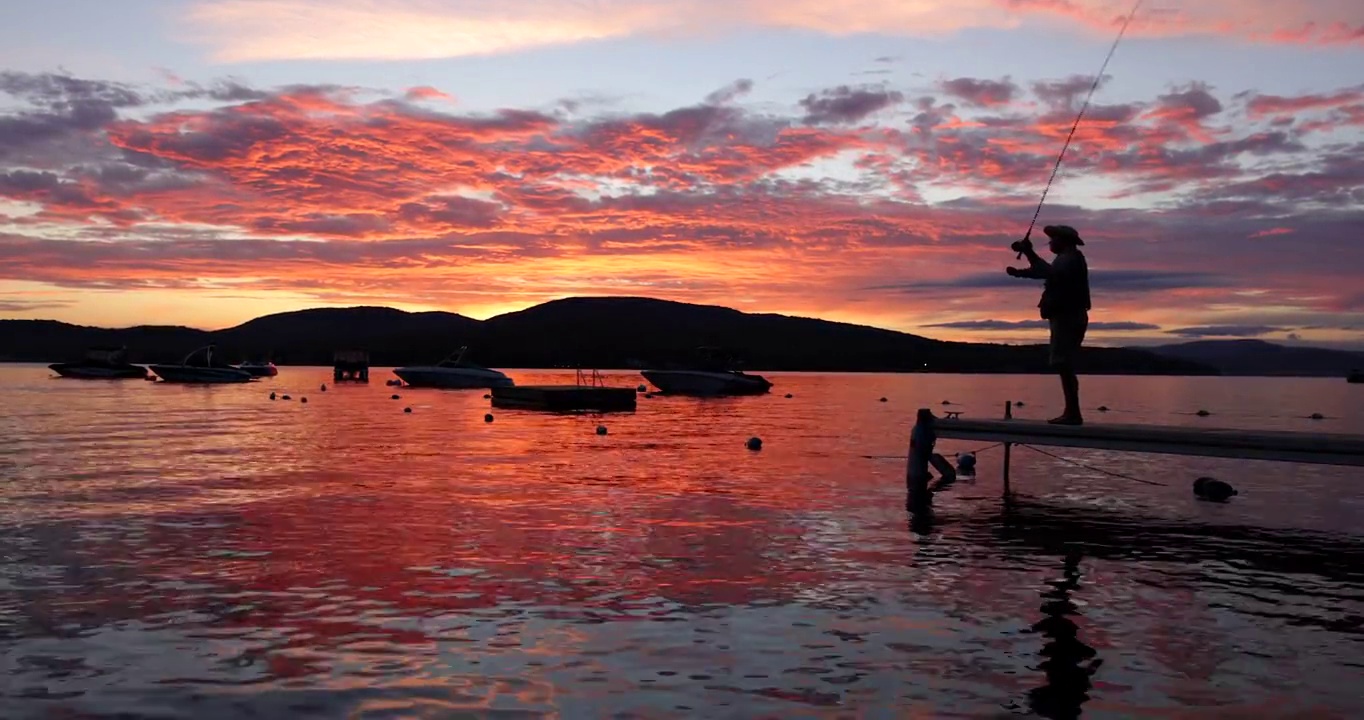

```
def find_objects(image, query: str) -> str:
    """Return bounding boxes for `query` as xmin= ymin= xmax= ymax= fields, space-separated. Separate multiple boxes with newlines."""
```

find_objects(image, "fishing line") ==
xmin=1021 ymin=0 xmax=1144 ymax=246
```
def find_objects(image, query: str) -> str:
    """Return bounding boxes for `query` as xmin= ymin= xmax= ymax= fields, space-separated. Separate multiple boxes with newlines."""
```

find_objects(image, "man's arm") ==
xmin=1008 ymin=245 xmax=1052 ymax=279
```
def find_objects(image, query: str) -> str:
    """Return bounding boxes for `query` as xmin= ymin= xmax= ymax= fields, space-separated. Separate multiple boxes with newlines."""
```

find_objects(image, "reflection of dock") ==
xmin=332 ymin=349 xmax=369 ymax=382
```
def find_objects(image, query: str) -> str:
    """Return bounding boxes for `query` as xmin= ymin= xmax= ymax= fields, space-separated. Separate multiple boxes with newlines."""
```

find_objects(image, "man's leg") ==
xmin=1048 ymin=315 xmax=1085 ymax=425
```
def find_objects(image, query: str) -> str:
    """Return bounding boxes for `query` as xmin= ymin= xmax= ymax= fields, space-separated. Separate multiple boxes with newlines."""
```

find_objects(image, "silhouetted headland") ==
xmin=2 ymin=296 xmax=1219 ymax=375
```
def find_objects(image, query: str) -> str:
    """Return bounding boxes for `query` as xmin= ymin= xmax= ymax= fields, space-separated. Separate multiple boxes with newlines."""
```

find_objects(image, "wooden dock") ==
xmin=491 ymin=385 xmax=637 ymax=412
xmin=932 ymin=415 xmax=1364 ymax=466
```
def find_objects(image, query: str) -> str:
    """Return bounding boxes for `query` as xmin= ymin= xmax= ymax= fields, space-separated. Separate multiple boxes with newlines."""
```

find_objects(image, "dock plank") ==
xmin=932 ymin=416 xmax=1364 ymax=467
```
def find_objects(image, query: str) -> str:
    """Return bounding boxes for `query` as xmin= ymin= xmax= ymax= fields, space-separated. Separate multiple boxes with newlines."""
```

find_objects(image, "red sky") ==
xmin=1 ymin=0 xmax=1362 ymax=347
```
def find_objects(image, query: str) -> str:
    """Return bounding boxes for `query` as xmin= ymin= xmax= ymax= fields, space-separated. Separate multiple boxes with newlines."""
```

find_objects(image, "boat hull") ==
xmin=149 ymin=365 xmax=255 ymax=383
xmin=49 ymin=363 xmax=149 ymax=380
xmin=641 ymin=369 xmax=772 ymax=396
xmin=392 ymin=367 xmax=515 ymax=389
xmin=237 ymin=363 xmax=279 ymax=377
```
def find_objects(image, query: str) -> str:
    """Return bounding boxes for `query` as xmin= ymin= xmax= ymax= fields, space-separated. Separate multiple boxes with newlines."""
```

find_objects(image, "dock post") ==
xmin=1002 ymin=401 xmax=1013 ymax=496
xmin=906 ymin=408 xmax=934 ymax=511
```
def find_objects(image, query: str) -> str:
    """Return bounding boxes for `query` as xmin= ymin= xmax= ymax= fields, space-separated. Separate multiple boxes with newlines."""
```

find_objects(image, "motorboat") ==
xmin=237 ymin=360 xmax=279 ymax=377
xmin=149 ymin=345 xmax=255 ymax=383
xmin=392 ymin=346 xmax=514 ymax=389
xmin=49 ymin=346 xmax=149 ymax=380
xmin=641 ymin=347 xmax=772 ymax=396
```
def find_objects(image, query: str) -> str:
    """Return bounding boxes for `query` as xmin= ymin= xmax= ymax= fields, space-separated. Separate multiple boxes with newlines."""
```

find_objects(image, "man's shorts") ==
xmin=1048 ymin=313 xmax=1088 ymax=366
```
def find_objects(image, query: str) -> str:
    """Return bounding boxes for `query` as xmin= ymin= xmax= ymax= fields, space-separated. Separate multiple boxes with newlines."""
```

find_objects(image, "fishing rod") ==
xmin=1016 ymin=0 xmax=1144 ymax=257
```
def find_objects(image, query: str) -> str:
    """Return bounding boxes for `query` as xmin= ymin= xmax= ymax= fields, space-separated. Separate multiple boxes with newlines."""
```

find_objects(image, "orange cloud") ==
xmin=178 ymin=0 xmax=1364 ymax=63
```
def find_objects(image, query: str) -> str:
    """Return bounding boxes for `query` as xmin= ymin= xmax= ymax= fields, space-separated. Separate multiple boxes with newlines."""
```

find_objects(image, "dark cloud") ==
xmin=871 ymin=270 xmax=1232 ymax=293
xmin=939 ymin=77 xmax=1018 ymax=107
xmin=1165 ymin=325 xmax=1285 ymax=338
xmin=705 ymin=79 xmax=755 ymax=105
xmin=923 ymin=319 xmax=1160 ymax=331
xmin=0 ymin=300 xmax=73 ymax=313
xmin=1154 ymin=82 xmax=1224 ymax=121
xmin=800 ymin=85 xmax=904 ymax=125
xmin=0 ymin=71 xmax=144 ymax=108
xmin=1031 ymin=74 xmax=1110 ymax=109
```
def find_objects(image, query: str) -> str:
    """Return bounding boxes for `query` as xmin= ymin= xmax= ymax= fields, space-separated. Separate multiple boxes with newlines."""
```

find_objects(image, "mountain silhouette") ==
xmin=2 ymin=296 xmax=1213 ymax=374
xmin=1149 ymin=339 xmax=1364 ymax=377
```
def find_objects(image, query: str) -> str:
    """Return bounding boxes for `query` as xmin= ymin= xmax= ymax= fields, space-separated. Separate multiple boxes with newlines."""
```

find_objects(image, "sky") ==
xmin=1 ymin=0 xmax=1362 ymax=349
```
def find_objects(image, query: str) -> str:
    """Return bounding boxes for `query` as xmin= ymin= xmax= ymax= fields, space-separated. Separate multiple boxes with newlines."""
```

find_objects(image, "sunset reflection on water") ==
xmin=2 ymin=368 xmax=1362 ymax=717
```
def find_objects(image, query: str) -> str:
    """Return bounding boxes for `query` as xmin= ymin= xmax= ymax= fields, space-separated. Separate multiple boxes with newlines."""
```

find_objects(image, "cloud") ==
xmin=799 ymin=85 xmax=904 ymax=125
xmin=1165 ymin=325 xmax=1286 ymax=338
xmin=0 ymin=300 xmax=73 ymax=313
xmin=923 ymin=319 xmax=1159 ymax=331
xmin=874 ymin=270 xmax=1234 ymax=293
xmin=940 ymin=77 xmax=1019 ymax=107
xmin=176 ymin=0 xmax=1364 ymax=63
xmin=2 ymin=69 xmax=1363 ymax=340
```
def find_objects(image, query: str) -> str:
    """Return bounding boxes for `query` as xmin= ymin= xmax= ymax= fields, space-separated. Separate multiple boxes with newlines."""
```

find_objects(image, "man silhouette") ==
xmin=1007 ymin=225 xmax=1090 ymax=425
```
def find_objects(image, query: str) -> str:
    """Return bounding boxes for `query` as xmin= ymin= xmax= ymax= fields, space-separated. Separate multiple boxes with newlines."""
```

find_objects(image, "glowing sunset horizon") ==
xmin=2 ymin=0 xmax=1362 ymax=348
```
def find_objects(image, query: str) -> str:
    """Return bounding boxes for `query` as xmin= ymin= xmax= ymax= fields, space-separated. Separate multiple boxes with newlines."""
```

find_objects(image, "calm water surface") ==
xmin=1 ymin=366 xmax=1362 ymax=718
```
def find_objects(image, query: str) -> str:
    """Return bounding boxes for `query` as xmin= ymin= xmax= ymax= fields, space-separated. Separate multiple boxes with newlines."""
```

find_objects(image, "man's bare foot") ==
xmin=1048 ymin=414 xmax=1083 ymax=425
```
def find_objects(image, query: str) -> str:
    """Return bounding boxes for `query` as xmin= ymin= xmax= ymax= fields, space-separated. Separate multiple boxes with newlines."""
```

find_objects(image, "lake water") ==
xmin=1 ymin=366 xmax=1361 ymax=718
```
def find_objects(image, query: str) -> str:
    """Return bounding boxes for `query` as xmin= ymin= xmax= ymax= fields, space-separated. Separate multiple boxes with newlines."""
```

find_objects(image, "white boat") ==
xmin=236 ymin=360 xmax=278 ymax=377
xmin=392 ymin=347 xmax=514 ymax=389
xmin=150 ymin=345 xmax=255 ymax=384
xmin=641 ymin=347 xmax=772 ymax=396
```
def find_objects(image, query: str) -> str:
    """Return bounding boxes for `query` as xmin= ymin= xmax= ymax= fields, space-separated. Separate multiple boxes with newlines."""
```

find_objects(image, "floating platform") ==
xmin=491 ymin=385 xmax=637 ymax=412
xmin=933 ymin=416 xmax=1364 ymax=467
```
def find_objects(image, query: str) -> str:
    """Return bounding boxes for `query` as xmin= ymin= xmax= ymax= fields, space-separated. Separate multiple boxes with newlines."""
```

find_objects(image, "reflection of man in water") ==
xmin=1007 ymin=225 xmax=1090 ymax=425
xmin=1027 ymin=550 xmax=1100 ymax=720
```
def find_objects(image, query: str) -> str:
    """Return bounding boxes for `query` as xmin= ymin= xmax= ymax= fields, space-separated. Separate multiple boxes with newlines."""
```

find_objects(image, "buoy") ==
xmin=300 ymin=397 xmax=307 ymax=404
xmin=282 ymin=394 xmax=292 ymax=400
xmin=1015 ymin=401 xmax=1026 ymax=407
xmin=596 ymin=425 xmax=608 ymax=435
xmin=1310 ymin=413 xmax=1324 ymax=420
xmin=1097 ymin=405 xmax=1110 ymax=412
xmin=269 ymin=392 xmax=276 ymax=400
xmin=637 ymin=384 xmax=647 ymax=393
xmin=404 ymin=407 xmax=412 ymax=413
xmin=1196 ymin=410 xmax=1211 ymax=417
xmin=391 ymin=394 xmax=400 ymax=400
xmin=746 ymin=437 xmax=762 ymax=451
xmin=1193 ymin=477 xmax=1237 ymax=502
xmin=484 ymin=413 xmax=494 ymax=423
xmin=483 ymin=394 xmax=491 ymax=399
xmin=784 ymin=393 xmax=793 ymax=399
xmin=942 ymin=400 xmax=951 ymax=405
xmin=879 ymin=397 xmax=888 ymax=403
xmin=956 ymin=453 xmax=977 ymax=474
xmin=320 ymin=383 xmax=327 ymax=392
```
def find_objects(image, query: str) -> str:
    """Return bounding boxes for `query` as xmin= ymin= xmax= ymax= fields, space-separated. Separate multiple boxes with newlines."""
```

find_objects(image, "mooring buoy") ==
xmin=404 ymin=407 xmax=412 ymax=414
xmin=1193 ymin=476 xmax=1237 ymax=502
xmin=391 ymin=394 xmax=400 ymax=400
xmin=746 ymin=437 xmax=762 ymax=451
xmin=282 ymin=394 xmax=292 ymax=400
xmin=1310 ymin=413 xmax=1325 ymax=420
xmin=637 ymin=384 xmax=647 ymax=393
xmin=484 ymin=413 xmax=494 ymax=423
xmin=269 ymin=392 xmax=276 ymax=400
xmin=320 ymin=383 xmax=327 ymax=392
xmin=596 ymin=425 xmax=608 ymax=435
xmin=1196 ymin=410 xmax=1211 ymax=417
xmin=879 ymin=397 xmax=888 ymax=403
xmin=1097 ymin=405 xmax=1110 ymax=412
xmin=785 ymin=393 xmax=793 ymax=399
xmin=300 ymin=397 xmax=307 ymax=404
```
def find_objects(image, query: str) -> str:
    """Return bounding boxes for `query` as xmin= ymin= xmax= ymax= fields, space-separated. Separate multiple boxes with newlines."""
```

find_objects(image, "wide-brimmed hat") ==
xmin=1043 ymin=225 xmax=1083 ymax=245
